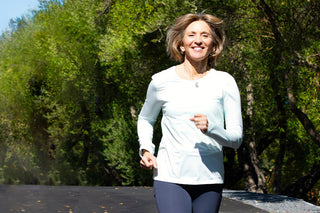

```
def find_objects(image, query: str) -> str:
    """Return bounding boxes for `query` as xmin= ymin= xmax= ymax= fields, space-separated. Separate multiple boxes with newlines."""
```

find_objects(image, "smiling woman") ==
xmin=0 ymin=0 xmax=39 ymax=32
xmin=138 ymin=13 xmax=242 ymax=213
xmin=166 ymin=13 xmax=225 ymax=67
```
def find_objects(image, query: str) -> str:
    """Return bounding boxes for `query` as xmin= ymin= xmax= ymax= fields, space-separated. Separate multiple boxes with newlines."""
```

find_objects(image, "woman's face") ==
xmin=180 ymin=20 xmax=215 ymax=63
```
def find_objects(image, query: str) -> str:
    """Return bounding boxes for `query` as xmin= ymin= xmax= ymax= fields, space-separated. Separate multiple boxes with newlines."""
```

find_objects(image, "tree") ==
xmin=0 ymin=0 xmax=319 ymax=205
xmin=196 ymin=0 xmax=320 ymax=202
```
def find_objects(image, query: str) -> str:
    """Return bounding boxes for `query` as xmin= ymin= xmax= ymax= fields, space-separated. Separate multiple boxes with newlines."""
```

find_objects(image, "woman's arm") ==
xmin=205 ymin=75 xmax=243 ymax=149
xmin=137 ymin=79 xmax=162 ymax=157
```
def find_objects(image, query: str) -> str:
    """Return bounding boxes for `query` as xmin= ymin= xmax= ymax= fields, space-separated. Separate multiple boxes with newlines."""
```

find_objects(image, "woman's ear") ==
xmin=212 ymin=46 xmax=217 ymax=53
xmin=179 ymin=45 xmax=185 ymax=52
xmin=179 ymin=41 xmax=185 ymax=52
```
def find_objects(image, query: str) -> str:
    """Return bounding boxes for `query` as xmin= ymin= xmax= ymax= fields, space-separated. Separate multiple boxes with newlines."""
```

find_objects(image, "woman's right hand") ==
xmin=140 ymin=150 xmax=158 ymax=170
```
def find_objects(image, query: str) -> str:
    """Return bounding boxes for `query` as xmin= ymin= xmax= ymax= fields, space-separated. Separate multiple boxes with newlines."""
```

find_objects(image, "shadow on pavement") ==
xmin=0 ymin=185 xmax=269 ymax=213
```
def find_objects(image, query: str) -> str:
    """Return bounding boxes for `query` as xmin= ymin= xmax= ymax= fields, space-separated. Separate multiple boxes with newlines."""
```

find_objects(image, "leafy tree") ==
xmin=0 ymin=0 xmax=319 ymax=205
xmin=197 ymin=0 xmax=320 ymax=203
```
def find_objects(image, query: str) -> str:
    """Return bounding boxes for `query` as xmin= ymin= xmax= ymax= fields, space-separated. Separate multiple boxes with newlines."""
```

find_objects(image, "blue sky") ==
xmin=0 ymin=0 xmax=40 ymax=33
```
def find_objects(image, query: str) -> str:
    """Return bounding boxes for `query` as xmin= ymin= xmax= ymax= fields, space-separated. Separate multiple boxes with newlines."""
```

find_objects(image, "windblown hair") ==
xmin=166 ymin=13 xmax=225 ymax=67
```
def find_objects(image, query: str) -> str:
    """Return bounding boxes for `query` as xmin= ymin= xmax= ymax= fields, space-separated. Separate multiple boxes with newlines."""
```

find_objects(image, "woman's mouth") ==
xmin=192 ymin=47 xmax=203 ymax=51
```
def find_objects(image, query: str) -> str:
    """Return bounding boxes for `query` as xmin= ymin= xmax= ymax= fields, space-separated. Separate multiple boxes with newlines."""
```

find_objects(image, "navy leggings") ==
xmin=153 ymin=180 xmax=223 ymax=213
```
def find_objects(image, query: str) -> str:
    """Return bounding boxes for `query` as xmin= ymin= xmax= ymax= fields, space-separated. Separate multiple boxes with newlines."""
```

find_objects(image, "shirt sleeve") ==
xmin=137 ymin=79 xmax=162 ymax=157
xmin=205 ymin=74 xmax=243 ymax=149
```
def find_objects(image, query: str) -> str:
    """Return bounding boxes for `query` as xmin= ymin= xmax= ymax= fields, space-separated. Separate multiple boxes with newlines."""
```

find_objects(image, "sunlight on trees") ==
xmin=0 ymin=0 xmax=319 ymax=205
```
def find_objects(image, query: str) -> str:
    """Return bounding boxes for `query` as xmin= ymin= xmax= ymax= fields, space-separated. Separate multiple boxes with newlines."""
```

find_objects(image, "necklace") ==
xmin=177 ymin=64 xmax=209 ymax=88
xmin=176 ymin=64 xmax=210 ymax=88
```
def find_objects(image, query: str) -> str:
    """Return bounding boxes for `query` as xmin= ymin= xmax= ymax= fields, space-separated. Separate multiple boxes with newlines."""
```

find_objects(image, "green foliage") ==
xmin=0 ymin=0 xmax=198 ymax=186
xmin=0 ymin=0 xmax=319 ymax=205
xmin=99 ymin=103 xmax=139 ymax=185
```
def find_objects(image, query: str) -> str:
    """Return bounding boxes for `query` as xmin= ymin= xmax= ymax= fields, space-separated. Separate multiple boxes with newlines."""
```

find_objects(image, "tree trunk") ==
xmin=252 ymin=0 xmax=289 ymax=194
xmin=283 ymin=163 xmax=320 ymax=200
xmin=240 ymin=83 xmax=268 ymax=193
xmin=286 ymin=77 xmax=320 ymax=148
xmin=240 ymin=142 xmax=268 ymax=193
xmin=80 ymin=102 xmax=91 ymax=170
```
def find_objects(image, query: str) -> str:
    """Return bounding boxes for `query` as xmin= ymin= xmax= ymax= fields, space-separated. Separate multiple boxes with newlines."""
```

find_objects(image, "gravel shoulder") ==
xmin=223 ymin=189 xmax=320 ymax=213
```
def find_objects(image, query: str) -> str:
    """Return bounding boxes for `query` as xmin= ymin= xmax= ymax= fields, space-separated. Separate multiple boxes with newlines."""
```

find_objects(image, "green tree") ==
xmin=0 ymin=0 xmax=319 ymax=205
xmin=198 ymin=0 xmax=320 ymax=202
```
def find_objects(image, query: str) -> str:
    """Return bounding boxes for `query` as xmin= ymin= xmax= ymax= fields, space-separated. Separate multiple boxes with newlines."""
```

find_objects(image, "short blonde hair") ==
xmin=166 ymin=13 xmax=225 ymax=67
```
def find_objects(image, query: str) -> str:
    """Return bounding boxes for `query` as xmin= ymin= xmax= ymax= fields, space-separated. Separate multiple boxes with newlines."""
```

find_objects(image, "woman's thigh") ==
xmin=153 ymin=180 xmax=192 ymax=213
xmin=189 ymin=184 xmax=223 ymax=213
xmin=192 ymin=189 xmax=222 ymax=213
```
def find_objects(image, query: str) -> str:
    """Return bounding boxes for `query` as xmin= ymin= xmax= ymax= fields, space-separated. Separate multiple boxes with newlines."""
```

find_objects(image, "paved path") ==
xmin=0 ymin=185 xmax=268 ymax=213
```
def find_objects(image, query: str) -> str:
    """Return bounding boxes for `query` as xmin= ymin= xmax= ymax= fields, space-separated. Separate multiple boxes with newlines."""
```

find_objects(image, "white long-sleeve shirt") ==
xmin=138 ymin=66 xmax=243 ymax=185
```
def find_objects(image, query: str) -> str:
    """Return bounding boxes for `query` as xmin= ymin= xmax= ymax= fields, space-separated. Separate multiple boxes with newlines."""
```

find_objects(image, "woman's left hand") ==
xmin=190 ymin=113 xmax=208 ymax=133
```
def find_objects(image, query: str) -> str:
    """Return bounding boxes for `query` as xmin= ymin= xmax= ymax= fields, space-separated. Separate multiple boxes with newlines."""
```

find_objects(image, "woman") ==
xmin=138 ymin=13 xmax=243 ymax=213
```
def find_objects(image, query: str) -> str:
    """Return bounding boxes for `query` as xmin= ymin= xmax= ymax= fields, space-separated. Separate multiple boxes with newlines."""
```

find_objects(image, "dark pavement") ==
xmin=0 ymin=185 xmax=269 ymax=213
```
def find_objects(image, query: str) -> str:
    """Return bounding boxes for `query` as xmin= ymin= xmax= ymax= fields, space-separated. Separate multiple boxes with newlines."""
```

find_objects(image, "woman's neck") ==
xmin=178 ymin=60 xmax=210 ymax=80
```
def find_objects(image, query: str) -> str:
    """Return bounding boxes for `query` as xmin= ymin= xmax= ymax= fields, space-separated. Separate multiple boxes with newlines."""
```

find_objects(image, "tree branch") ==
xmin=253 ymin=0 xmax=283 ymax=43
xmin=295 ymin=51 xmax=320 ymax=72
xmin=287 ymin=85 xmax=320 ymax=148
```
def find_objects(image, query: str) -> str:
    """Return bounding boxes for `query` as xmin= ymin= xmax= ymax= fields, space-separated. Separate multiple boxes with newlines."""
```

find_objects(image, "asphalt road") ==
xmin=0 ymin=185 xmax=269 ymax=213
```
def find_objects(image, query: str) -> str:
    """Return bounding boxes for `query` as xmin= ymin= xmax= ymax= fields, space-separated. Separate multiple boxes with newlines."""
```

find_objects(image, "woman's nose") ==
xmin=194 ymin=40 xmax=202 ymax=45
xmin=194 ymin=35 xmax=202 ymax=44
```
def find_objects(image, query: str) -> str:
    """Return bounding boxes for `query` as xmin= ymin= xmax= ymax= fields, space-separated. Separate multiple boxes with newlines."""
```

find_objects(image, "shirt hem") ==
xmin=153 ymin=176 xmax=224 ymax=185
